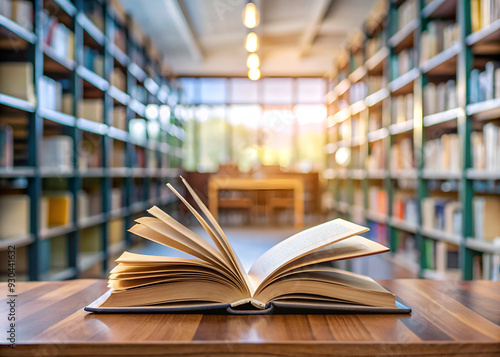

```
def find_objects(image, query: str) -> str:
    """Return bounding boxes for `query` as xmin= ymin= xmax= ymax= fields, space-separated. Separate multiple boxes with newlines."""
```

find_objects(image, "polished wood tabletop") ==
xmin=0 ymin=279 xmax=499 ymax=356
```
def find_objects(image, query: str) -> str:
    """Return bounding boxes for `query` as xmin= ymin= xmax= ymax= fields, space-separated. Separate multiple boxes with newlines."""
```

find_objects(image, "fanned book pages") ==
xmin=85 ymin=178 xmax=411 ymax=315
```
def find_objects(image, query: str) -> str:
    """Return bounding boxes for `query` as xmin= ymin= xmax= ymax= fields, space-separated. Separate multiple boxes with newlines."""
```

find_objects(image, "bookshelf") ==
xmin=325 ymin=0 xmax=500 ymax=280
xmin=0 ymin=0 xmax=184 ymax=281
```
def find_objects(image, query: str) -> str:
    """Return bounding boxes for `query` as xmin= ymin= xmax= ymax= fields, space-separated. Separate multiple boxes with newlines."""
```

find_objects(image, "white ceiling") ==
xmin=119 ymin=0 xmax=376 ymax=78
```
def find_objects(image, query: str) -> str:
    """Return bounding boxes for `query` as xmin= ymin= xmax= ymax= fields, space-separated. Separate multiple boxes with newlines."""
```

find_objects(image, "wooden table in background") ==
xmin=1 ymin=279 xmax=499 ymax=356
xmin=208 ymin=176 xmax=305 ymax=229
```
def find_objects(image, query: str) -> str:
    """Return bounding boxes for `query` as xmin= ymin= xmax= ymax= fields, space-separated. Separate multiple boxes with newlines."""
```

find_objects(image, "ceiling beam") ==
xmin=298 ymin=0 xmax=333 ymax=58
xmin=162 ymin=0 xmax=203 ymax=62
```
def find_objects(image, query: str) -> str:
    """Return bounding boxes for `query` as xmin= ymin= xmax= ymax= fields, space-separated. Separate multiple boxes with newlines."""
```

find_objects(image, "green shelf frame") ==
xmin=324 ymin=0 xmax=500 ymax=280
xmin=0 ymin=0 xmax=184 ymax=281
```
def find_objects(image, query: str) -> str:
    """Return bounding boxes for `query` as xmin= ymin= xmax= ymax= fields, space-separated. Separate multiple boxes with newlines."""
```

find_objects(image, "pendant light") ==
xmin=243 ymin=2 xmax=259 ymax=28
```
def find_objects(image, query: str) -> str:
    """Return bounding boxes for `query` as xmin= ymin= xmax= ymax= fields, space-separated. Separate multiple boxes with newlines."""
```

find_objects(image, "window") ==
xmin=197 ymin=105 xmax=229 ymax=172
xmin=260 ymin=108 xmax=294 ymax=167
xmin=262 ymin=78 xmax=293 ymax=105
xmin=228 ymin=105 xmax=261 ymax=172
xmin=179 ymin=78 xmax=326 ymax=172
xmin=178 ymin=78 xmax=197 ymax=104
xmin=297 ymin=78 xmax=326 ymax=103
xmin=293 ymin=104 xmax=327 ymax=172
xmin=229 ymin=78 xmax=259 ymax=104
xmin=200 ymin=78 xmax=226 ymax=104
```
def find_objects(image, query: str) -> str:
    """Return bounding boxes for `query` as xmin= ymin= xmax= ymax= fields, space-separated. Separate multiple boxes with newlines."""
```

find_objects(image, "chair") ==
xmin=215 ymin=164 xmax=254 ymax=225
xmin=266 ymin=172 xmax=320 ymax=225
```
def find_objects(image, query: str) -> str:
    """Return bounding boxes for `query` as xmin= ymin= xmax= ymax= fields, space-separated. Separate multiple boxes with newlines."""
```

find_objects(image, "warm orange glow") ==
xmin=245 ymin=32 xmax=259 ymax=52
xmin=243 ymin=2 xmax=259 ymax=29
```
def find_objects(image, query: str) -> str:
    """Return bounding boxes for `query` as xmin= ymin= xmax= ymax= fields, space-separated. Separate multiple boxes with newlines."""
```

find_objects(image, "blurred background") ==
xmin=0 ymin=0 xmax=499 ymax=282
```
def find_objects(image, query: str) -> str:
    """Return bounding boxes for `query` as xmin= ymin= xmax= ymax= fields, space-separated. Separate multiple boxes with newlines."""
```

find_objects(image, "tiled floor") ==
xmin=132 ymin=223 xmax=417 ymax=280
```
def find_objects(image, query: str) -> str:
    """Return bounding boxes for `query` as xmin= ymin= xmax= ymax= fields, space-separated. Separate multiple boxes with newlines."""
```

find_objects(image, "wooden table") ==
xmin=208 ymin=176 xmax=305 ymax=228
xmin=1 ymin=279 xmax=499 ymax=356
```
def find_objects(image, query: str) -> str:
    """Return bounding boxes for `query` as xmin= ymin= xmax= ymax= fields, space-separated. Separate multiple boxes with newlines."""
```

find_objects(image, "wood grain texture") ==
xmin=1 ymin=279 xmax=499 ymax=356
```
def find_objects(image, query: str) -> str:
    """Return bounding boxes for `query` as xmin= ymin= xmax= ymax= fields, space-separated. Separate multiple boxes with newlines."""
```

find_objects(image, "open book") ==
xmin=85 ymin=178 xmax=410 ymax=314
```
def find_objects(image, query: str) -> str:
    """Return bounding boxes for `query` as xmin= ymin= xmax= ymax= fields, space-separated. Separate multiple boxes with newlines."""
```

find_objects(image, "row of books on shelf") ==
xmin=473 ymin=196 xmax=500 ymax=241
xmin=41 ymin=10 xmax=74 ymax=62
xmin=0 ymin=126 xmax=175 ymax=169
xmin=0 ymin=61 xmax=153 ymax=108
xmin=367 ymin=186 xmax=388 ymax=215
xmin=0 ymin=0 xmax=32 ymax=31
xmin=391 ymin=93 xmax=413 ymax=124
xmin=420 ymin=21 xmax=459 ymax=63
xmin=0 ymin=183 xmax=175 ymax=240
xmin=470 ymin=0 xmax=500 ymax=33
xmin=396 ymin=0 xmax=418 ymax=32
xmin=0 ymin=215 xmax=126 ymax=276
xmin=83 ymin=0 xmax=105 ymax=32
xmin=391 ymin=48 xmax=415 ymax=79
xmin=350 ymin=117 xmax=366 ymax=140
xmin=368 ymin=222 xmax=388 ymax=246
xmin=366 ymin=76 xmax=386 ymax=96
xmin=423 ymin=240 xmax=461 ymax=279
xmin=351 ymin=47 xmax=364 ymax=71
xmin=393 ymin=195 xmax=419 ymax=226
xmin=366 ymin=141 xmax=385 ymax=171
xmin=331 ymin=125 xmax=499 ymax=174
xmin=397 ymin=0 xmax=498 ymax=43
xmin=83 ymin=46 xmax=104 ymax=77
xmin=394 ymin=234 xmax=499 ymax=281
xmin=109 ymin=16 xmax=127 ymax=54
xmin=335 ymin=64 xmax=496 ymax=124
xmin=469 ymin=62 xmax=500 ymax=104
xmin=336 ymin=192 xmax=500 ymax=243
xmin=111 ymin=68 xmax=126 ymax=92
xmin=367 ymin=111 xmax=383 ymax=132
xmin=393 ymin=231 xmax=418 ymax=268
xmin=0 ymin=189 xmax=107 ymax=239
xmin=129 ymin=81 xmax=148 ymax=104
xmin=332 ymin=188 xmax=500 ymax=244
xmin=423 ymin=134 xmax=461 ymax=172
xmin=349 ymin=82 xmax=367 ymax=104
xmin=419 ymin=195 xmax=500 ymax=242
xmin=423 ymin=81 xmax=457 ymax=116
xmin=0 ymin=62 xmax=35 ymax=103
xmin=471 ymin=123 xmax=500 ymax=171
xmin=390 ymin=138 xmax=414 ymax=171
xmin=40 ymin=75 xmax=130 ymax=124
xmin=339 ymin=0 xmax=499 ymax=81
xmin=39 ymin=76 xmax=70 ymax=112
xmin=365 ymin=30 xmax=386 ymax=60
xmin=422 ymin=197 xmax=462 ymax=236
xmin=473 ymin=253 xmax=500 ymax=281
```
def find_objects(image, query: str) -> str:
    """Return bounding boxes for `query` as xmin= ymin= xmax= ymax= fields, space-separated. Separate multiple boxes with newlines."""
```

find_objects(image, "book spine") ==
xmin=0 ymin=125 xmax=13 ymax=168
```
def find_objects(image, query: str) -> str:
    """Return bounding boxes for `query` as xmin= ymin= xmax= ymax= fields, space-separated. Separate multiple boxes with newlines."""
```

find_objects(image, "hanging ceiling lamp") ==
xmin=248 ymin=68 xmax=261 ymax=81
xmin=243 ymin=2 xmax=259 ymax=29
xmin=244 ymin=32 xmax=259 ymax=52
xmin=246 ymin=53 xmax=260 ymax=69
xmin=243 ymin=1 xmax=261 ymax=80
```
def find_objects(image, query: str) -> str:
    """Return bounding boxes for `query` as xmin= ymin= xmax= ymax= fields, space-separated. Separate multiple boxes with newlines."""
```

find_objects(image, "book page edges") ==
xmin=248 ymin=219 xmax=369 ymax=289
xmin=230 ymin=298 xmax=267 ymax=310
xmin=180 ymin=177 xmax=254 ymax=295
